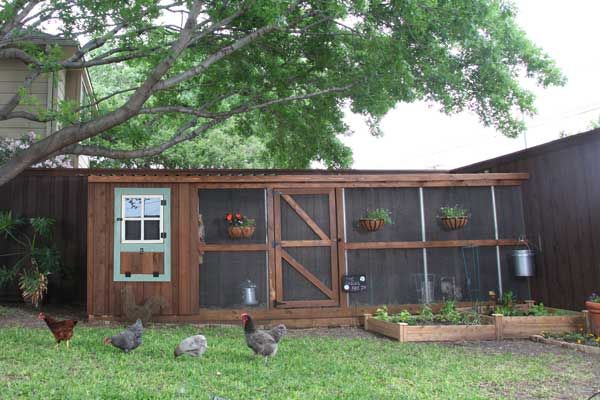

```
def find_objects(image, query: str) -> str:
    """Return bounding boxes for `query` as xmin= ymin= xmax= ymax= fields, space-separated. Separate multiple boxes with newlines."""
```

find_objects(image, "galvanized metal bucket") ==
xmin=512 ymin=249 xmax=535 ymax=277
xmin=240 ymin=279 xmax=258 ymax=306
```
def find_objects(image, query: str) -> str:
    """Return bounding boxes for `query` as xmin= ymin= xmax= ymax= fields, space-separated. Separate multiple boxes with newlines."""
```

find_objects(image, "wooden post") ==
xmin=582 ymin=310 xmax=590 ymax=334
xmin=493 ymin=314 xmax=504 ymax=341
xmin=398 ymin=323 xmax=408 ymax=342
xmin=364 ymin=313 xmax=371 ymax=330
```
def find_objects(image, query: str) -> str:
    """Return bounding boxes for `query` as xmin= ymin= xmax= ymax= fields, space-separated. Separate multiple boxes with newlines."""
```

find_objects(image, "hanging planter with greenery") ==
xmin=0 ymin=211 xmax=62 ymax=307
xmin=359 ymin=208 xmax=394 ymax=232
xmin=225 ymin=212 xmax=256 ymax=239
xmin=438 ymin=205 xmax=470 ymax=230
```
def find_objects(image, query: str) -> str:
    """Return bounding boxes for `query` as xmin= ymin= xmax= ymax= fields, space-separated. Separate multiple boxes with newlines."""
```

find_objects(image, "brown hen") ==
xmin=38 ymin=312 xmax=77 ymax=348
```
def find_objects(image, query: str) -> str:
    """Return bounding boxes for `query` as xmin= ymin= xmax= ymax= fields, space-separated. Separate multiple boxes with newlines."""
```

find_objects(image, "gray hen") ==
xmin=174 ymin=334 xmax=208 ymax=358
xmin=103 ymin=319 xmax=143 ymax=353
xmin=242 ymin=313 xmax=286 ymax=362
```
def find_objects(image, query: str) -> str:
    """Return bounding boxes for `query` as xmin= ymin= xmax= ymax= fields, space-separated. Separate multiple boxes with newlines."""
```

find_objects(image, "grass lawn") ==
xmin=0 ymin=323 xmax=598 ymax=400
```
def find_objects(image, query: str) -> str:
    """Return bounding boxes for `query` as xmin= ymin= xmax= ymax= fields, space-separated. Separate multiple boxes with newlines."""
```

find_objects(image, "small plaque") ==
xmin=342 ymin=274 xmax=367 ymax=292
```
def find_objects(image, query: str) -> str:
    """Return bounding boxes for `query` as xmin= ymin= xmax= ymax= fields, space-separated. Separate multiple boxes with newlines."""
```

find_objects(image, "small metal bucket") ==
xmin=512 ymin=249 xmax=535 ymax=277
xmin=241 ymin=280 xmax=258 ymax=306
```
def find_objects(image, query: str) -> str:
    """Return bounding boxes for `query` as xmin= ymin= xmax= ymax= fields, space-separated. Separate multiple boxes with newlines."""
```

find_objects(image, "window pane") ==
xmin=125 ymin=221 xmax=141 ymax=240
xmin=144 ymin=220 xmax=160 ymax=240
xmin=144 ymin=198 xmax=161 ymax=218
xmin=124 ymin=198 xmax=142 ymax=217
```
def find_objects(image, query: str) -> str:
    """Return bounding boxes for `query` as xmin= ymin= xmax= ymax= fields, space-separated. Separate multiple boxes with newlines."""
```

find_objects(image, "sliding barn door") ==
xmin=273 ymin=189 xmax=339 ymax=308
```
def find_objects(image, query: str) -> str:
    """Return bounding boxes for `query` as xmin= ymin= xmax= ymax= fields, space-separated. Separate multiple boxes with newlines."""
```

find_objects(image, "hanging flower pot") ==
xmin=359 ymin=218 xmax=385 ymax=232
xmin=441 ymin=216 xmax=469 ymax=230
xmin=438 ymin=205 xmax=470 ymax=231
xmin=359 ymin=208 xmax=393 ymax=232
xmin=228 ymin=226 xmax=244 ymax=239
xmin=225 ymin=212 xmax=256 ymax=240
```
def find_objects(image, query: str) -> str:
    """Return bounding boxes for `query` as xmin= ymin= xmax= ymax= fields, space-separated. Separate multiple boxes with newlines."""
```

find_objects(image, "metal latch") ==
xmin=161 ymin=232 xmax=167 ymax=239
xmin=160 ymin=199 xmax=167 ymax=206
xmin=139 ymin=248 xmax=144 ymax=254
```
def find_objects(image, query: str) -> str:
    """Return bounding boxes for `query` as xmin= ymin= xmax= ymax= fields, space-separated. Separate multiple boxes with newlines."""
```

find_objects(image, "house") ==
xmin=0 ymin=31 xmax=94 ymax=167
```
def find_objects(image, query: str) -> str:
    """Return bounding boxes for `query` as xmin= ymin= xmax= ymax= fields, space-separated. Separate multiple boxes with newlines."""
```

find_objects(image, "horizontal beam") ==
xmin=280 ymin=240 xmax=333 ymax=247
xmin=89 ymin=172 xmax=528 ymax=185
xmin=344 ymin=239 xmax=524 ymax=250
xmin=199 ymin=243 xmax=268 ymax=252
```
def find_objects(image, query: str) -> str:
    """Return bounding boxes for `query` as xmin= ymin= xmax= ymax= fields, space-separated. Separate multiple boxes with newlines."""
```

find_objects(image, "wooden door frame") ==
xmin=273 ymin=188 xmax=339 ymax=308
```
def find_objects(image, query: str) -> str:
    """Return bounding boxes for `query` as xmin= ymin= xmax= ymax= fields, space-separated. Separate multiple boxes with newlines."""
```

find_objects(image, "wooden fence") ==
xmin=456 ymin=128 xmax=600 ymax=311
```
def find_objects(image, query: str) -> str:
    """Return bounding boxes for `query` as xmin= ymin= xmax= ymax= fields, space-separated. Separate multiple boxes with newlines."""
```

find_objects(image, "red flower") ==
xmin=235 ymin=213 xmax=242 ymax=219
xmin=226 ymin=213 xmax=233 ymax=221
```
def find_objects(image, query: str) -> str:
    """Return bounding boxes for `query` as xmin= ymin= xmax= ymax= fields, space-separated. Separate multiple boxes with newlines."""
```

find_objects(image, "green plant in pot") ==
xmin=0 ymin=211 xmax=61 ymax=307
xmin=438 ymin=205 xmax=470 ymax=230
xmin=359 ymin=208 xmax=393 ymax=232
xmin=586 ymin=292 xmax=600 ymax=336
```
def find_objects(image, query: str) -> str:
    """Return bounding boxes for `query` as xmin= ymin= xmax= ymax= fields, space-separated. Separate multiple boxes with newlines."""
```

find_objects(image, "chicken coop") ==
xmin=82 ymin=170 xmax=529 ymax=327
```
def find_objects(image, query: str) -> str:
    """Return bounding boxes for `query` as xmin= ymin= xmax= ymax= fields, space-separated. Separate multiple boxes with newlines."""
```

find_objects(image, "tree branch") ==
xmin=0 ymin=68 xmax=40 ymax=119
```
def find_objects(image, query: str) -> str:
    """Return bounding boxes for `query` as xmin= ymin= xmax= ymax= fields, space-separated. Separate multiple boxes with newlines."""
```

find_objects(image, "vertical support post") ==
xmin=419 ymin=187 xmax=430 ymax=304
xmin=266 ymin=189 xmax=275 ymax=309
xmin=491 ymin=185 xmax=503 ymax=297
xmin=336 ymin=188 xmax=349 ymax=308
xmin=493 ymin=313 xmax=504 ymax=341
xmin=364 ymin=313 xmax=371 ymax=330
xmin=398 ymin=322 xmax=408 ymax=342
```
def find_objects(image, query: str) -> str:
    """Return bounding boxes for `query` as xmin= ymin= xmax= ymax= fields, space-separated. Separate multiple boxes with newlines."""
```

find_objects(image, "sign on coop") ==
xmin=342 ymin=274 xmax=367 ymax=292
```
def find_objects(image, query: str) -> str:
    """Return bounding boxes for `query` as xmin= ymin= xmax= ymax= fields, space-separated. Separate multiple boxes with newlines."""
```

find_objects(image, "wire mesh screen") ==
xmin=346 ymin=249 xmax=423 ymax=306
xmin=426 ymin=247 xmax=499 ymax=302
xmin=280 ymin=194 xmax=330 ymax=240
xmin=344 ymin=188 xmax=421 ymax=242
xmin=200 ymin=251 xmax=268 ymax=309
xmin=494 ymin=186 xmax=526 ymax=239
xmin=423 ymin=187 xmax=495 ymax=241
xmin=500 ymin=246 xmax=531 ymax=300
xmin=282 ymin=247 xmax=331 ymax=301
xmin=198 ymin=189 xmax=266 ymax=244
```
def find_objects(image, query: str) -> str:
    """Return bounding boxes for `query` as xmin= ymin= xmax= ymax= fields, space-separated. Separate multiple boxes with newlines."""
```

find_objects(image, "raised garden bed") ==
xmin=364 ymin=301 xmax=586 ymax=342
xmin=530 ymin=333 xmax=600 ymax=355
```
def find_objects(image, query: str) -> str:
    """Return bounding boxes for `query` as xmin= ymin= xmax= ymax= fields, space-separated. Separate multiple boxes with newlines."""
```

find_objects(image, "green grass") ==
xmin=0 ymin=326 xmax=589 ymax=399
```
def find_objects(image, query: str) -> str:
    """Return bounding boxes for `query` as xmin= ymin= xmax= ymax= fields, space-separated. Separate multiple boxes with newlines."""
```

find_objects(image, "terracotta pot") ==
xmin=359 ymin=218 xmax=385 ymax=232
xmin=227 ymin=226 xmax=244 ymax=239
xmin=586 ymin=301 xmax=600 ymax=336
xmin=441 ymin=216 xmax=469 ymax=230
xmin=241 ymin=226 xmax=256 ymax=238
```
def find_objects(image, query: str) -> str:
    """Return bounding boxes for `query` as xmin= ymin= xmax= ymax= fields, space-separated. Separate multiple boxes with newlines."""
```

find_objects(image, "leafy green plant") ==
xmin=363 ymin=208 xmax=394 ymax=225
xmin=528 ymin=303 xmax=551 ymax=316
xmin=438 ymin=205 xmax=469 ymax=218
xmin=0 ymin=211 xmax=62 ymax=307
xmin=373 ymin=301 xmax=482 ymax=326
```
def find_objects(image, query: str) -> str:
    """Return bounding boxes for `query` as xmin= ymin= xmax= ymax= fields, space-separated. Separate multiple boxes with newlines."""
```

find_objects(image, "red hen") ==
xmin=38 ymin=312 xmax=77 ymax=348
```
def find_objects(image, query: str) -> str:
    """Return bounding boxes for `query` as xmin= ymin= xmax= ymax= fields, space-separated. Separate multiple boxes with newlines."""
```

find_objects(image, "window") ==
xmin=121 ymin=195 xmax=164 ymax=243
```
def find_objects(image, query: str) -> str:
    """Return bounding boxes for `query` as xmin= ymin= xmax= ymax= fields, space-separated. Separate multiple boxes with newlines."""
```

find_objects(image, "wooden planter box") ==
xmin=364 ymin=307 xmax=586 ymax=342
xmin=364 ymin=314 xmax=496 ymax=342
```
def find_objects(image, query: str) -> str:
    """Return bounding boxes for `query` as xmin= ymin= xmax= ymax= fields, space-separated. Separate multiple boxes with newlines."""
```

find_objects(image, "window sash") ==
xmin=121 ymin=194 xmax=164 ymax=244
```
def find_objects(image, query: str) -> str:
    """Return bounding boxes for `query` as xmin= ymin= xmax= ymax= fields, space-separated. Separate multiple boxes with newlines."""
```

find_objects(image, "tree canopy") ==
xmin=0 ymin=0 xmax=564 ymax=184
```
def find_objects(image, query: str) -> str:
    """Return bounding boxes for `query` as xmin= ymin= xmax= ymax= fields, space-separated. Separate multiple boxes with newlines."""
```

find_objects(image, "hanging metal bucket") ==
xmin=512 ymin=249 xmax=535 ymax=277
xmin=240 ymin=279 xmax=258 ymax=306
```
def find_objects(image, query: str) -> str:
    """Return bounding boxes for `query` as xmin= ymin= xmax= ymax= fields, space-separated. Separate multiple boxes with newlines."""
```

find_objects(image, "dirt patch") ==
xmin=0 ymin=303 xmax=86 ymax=328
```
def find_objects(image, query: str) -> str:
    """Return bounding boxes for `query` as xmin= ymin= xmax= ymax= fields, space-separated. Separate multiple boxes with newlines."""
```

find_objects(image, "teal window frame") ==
xmin=113 ymin=187 xmax=171 ymax=282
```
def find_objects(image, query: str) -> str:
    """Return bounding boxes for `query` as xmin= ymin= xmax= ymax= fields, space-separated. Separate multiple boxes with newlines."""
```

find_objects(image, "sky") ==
xmin=340 ymin=0 xmax=600 ymax=170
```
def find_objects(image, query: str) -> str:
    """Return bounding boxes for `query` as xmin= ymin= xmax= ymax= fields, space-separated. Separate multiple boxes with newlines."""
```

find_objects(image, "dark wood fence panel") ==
xmin=0 ymin=173 xmax=87 ymax=303
xmin=456 ymin=129 xmax=600 ymax=310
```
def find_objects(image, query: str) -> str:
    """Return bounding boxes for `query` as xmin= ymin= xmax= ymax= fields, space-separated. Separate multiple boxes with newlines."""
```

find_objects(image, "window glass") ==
xmin=124 ymin=198 xmax=142 ymax=218
xmin=144 ymin=220 xmax=160 ymax=240
xmin=144 ymin=198 xmax=161 ymax=218
xmin=125 ymin=221 xmax=141 ymax=240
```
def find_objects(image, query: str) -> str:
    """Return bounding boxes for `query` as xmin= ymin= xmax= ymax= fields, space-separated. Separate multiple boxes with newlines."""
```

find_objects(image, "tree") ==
xmin=0 ymin=0 xmax=565 ymax=185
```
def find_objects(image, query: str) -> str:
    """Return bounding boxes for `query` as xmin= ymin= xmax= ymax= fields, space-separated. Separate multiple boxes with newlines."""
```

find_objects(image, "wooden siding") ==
xmin=0 ymin=59 xmax=48 ymax=138
xmin=455 ymin=128 xmax=600 ymax=310
xmin=0 ymin=172 xmax=87 ymax=303
xmin=87 ymin=182 xmax=199 ymax=317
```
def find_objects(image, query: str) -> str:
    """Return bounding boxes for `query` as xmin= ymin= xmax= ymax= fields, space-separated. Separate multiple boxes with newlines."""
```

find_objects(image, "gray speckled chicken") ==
xmin=174 ymin=334 xmax=208 ymax=358
xmin=241 ymin=313 xmax=286 ymax=362
xmin=103 ymin=319 xmax=143 ymax=353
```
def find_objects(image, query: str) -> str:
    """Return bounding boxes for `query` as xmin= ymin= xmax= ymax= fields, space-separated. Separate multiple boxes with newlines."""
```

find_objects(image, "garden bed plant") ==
xmin=373 ymin=301 xmax=484 ymax=326
xmin=542 ymin=331 xmax=600 ymax=348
